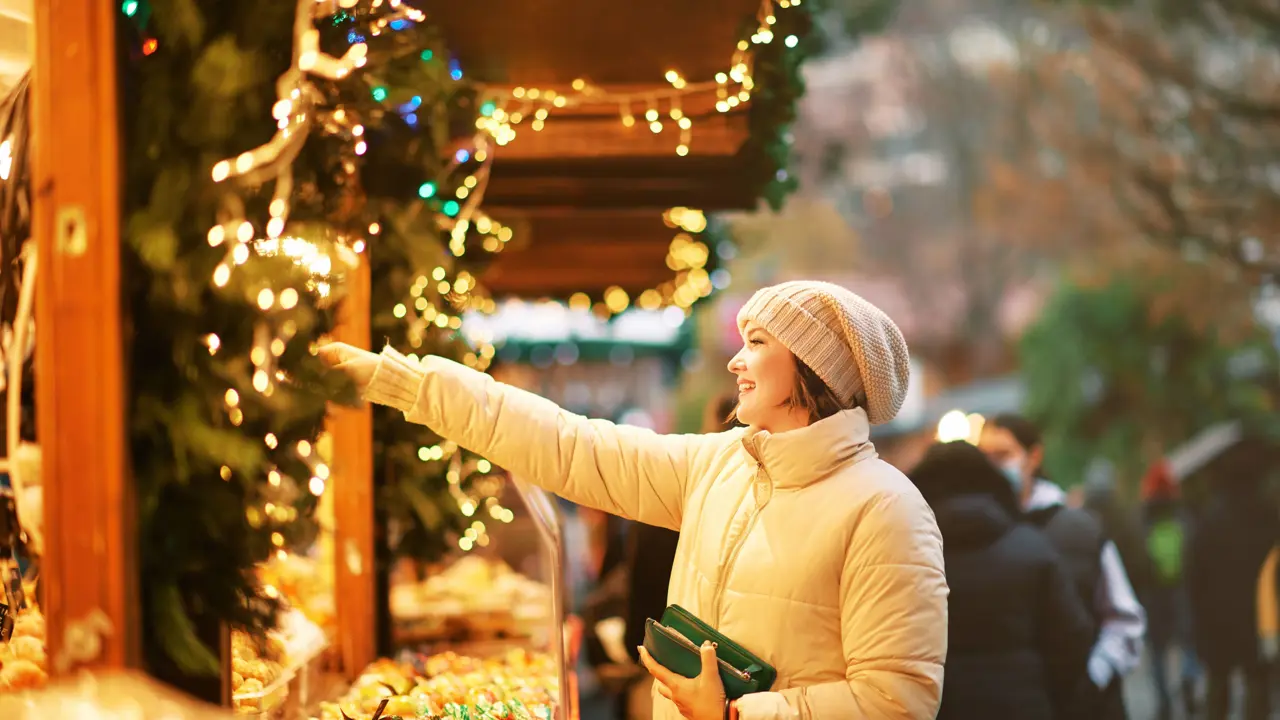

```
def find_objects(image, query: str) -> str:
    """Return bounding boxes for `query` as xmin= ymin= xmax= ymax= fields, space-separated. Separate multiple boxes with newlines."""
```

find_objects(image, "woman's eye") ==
xmin=748 ymin=338 xmax=764 ymax=346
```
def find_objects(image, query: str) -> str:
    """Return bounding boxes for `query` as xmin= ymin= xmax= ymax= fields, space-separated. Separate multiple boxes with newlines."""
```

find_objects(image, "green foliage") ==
xmin=1018 ymin=276 xmax=1280 ymax=495
xmin=750 ymin=0 xmax=898 ymax=207
xmin=121 ymin=0 xmax=351 ymax=676
xmin=315 ymin=5 xmax=514 ymax=567
xmin=745 ymin=0 xmax=898 ymax=208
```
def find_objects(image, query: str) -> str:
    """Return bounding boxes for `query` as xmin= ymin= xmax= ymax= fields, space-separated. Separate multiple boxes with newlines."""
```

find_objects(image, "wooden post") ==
xmin=329 ymin=257 xmax=375 ymax=678
xmin=31 ymin=0 xmax=137 ymax=672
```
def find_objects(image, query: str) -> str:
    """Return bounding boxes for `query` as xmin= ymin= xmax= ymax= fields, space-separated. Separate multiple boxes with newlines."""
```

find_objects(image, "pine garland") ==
xmin=120 ymin=0 xmax=355 ymax=675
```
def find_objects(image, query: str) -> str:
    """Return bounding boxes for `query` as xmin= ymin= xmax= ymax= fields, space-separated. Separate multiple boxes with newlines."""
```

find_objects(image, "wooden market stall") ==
xmin=317 ymin=2 xmax=813 ymax=719
xmin=324 ymin=1 xmax=809 ymax=716
xmin=11 ymin=0 xmax=359 ymax=710
xmin=0 ymin=1 xmax=810 ymax=718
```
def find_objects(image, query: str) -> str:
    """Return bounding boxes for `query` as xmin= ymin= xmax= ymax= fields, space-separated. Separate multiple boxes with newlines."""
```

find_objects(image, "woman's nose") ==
xmin=727 ymin=351 xmax=745 ymax=374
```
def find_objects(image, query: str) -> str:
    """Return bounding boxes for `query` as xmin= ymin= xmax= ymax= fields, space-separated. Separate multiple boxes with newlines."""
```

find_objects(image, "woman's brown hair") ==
xmin=728 ymin=358 xmax=847 ymax=426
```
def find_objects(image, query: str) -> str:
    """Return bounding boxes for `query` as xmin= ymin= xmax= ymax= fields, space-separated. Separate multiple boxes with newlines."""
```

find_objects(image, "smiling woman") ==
xmin=322 ymin=279 xmax=948 ymax=720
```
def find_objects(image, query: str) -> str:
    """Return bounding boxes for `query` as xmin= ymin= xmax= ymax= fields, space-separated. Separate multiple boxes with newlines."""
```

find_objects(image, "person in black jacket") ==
xmin=1187 ymin=469 xmax=1277 ymax=720
xmin=980 ymin=414 xmax=1146 ymax=720
xmin=911 ymin=441 xmax=1094 ymax=719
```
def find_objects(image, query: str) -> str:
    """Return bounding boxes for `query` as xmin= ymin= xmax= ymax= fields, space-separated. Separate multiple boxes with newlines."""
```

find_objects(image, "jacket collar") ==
xmin=740 ymin=408 xmax=876 ymax=488
xmin=1024 ymin=478 xmax=1066 ymax=512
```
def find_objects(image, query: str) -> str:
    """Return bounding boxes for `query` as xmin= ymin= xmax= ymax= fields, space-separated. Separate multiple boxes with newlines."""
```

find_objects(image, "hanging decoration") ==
xmin=306 ymin=0 xmax=519 ymax=564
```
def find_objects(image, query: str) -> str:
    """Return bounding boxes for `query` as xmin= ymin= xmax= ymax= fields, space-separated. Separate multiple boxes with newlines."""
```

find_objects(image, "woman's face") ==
xmin=727 ymin=322 xmax=807 ymax=432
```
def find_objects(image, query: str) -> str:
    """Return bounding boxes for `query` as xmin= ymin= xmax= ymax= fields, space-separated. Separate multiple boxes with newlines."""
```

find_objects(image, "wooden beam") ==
xmin=485 ymin=156 xmax=759 ymax=211
xmin=489 ymin=242 xmax=671 ymax=268
xmin=483 ymin=250 xmax=680 ymax=298
xmin=493 ymin=110 xmax=748 ymax=160
xmin=478 ymin=209 xmax=711 ymax=298
xmin=328 ymin=259 xmax=376 ymax=679
xmin=482 ymin=274 xmax=679 ymax=299
xmin=32 ymin=0 xmax=137 ymax=673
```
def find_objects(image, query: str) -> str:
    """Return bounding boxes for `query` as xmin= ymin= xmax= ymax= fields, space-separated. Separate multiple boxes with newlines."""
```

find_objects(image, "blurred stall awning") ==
xmin=481 ymin=208 xmax=717 ymax=301
xmin=429 ymin=0 xmax=768 ymax=301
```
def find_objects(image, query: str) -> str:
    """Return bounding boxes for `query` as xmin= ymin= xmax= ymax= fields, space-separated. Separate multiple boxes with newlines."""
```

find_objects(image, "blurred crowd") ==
xmin=567 ymin=395 xmax=1279 ymax=720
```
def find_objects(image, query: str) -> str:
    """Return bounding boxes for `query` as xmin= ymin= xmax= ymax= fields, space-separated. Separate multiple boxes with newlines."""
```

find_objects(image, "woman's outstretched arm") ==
xmin=361 ymin=344 xmax=726 ymax=530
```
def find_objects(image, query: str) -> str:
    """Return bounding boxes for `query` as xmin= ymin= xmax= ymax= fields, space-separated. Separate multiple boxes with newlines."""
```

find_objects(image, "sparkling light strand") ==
xmin=562 ymin=207 xmax=725 ymax=320
xmin=203 ymin=0 xmax=378 ymax=511
xmin=475 ymin=0 xmax=788 ymax=156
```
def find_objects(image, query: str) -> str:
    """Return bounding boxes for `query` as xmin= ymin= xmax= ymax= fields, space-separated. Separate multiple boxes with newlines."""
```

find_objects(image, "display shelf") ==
xmin=389 ymin=554 xmax=553 ymax=649
xmin=321 ymin=476 xmax=578 ymax=720
xmin=232 ymin=609 xmax=330 ymax=716
xmin=314 ymin=649 xmax=561 ymax=720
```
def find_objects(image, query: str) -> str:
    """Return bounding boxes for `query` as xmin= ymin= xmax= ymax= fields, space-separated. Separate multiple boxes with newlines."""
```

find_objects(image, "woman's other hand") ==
xmin=316 ymin=342 xmax=379 ymax=396
xmin=639 ymin=642 xmax=728 ymax=720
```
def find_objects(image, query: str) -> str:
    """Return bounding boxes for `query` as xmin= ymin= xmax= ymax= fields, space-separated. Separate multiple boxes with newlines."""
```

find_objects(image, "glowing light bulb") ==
xmin=936 ymin=410 xmax=972 ymax=443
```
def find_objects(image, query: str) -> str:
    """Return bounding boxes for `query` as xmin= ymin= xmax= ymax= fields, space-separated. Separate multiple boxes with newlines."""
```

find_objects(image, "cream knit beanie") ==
xmin=736 ymin=280 xmax=910 ymax=425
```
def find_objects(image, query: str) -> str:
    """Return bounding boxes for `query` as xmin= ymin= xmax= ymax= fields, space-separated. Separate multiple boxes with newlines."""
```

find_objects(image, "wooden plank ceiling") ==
xmin=480 ymin=210 xmax=687 ymax=300
xmin=429 ymin=0 xmax=762 ymax=300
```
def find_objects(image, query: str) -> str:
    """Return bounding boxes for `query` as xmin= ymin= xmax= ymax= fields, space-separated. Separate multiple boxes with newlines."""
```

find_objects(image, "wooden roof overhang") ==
xmin=430 ymin=0 xmax=768 ymax=301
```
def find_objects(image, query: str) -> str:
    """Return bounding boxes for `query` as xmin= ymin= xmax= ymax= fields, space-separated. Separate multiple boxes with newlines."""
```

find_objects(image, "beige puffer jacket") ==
xmin=365 ymin=347 xmax=949 ymax=720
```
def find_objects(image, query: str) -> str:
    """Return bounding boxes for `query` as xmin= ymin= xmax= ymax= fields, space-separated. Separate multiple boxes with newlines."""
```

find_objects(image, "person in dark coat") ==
xmin=980 ymin=414 xmax=1146 ymax=720
xmin=1187 ymin=470 xmax=1277 ymax=720
xmin=911 ymin=441 xmax=1094 ymax=720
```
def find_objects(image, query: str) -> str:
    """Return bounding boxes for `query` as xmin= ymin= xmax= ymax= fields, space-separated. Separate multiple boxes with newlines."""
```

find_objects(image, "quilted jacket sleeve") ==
xmin=735 ymin=490 xmax=949 ymax=720
xmin=362 ymin=346 xmax=719 ymax=530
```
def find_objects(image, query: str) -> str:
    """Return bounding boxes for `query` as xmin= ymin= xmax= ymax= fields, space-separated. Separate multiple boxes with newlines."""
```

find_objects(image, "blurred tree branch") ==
xmin=968 ymin=2 xmax=1280 ymax=338
xmin=997 ymin=3 xmax=1280 ymax=280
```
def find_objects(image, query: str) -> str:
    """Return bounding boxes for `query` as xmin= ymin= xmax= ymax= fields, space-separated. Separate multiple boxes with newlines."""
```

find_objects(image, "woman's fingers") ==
xmin=315 ymin=342 xmax=353 ymax=365
xmin=653 ymin=680 xmax=674 ymax=701
xmin=698 ymin=641 xmax=720 ymax=679
xmin=638 ymin=646 xmax=680 ymax=687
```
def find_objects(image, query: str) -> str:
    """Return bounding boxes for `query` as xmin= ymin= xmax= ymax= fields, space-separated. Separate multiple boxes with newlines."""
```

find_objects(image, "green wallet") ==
xmin=642 ymin=604 xmax=777 ymax=700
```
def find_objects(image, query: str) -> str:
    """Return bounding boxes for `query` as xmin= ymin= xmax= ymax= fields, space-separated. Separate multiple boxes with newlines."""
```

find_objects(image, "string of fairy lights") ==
xmin=562 ymin=207 xmax=725 ymax=320
xmin=189 ymin=0 xmax=754 ymax=557
xmin=195 ymin=0 xmax=523 ymax=557
xmin=475 ymin=0 xmax=796 ymax=157
xmin=198 ymin=0 xmax=376 ymax=568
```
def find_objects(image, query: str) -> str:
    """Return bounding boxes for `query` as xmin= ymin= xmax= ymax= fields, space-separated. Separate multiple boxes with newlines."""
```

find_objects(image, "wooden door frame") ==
xmin=329 ymin=258 xmax=375 ymax=678
xmin=31 ymin=0 xmax=137 ymax=673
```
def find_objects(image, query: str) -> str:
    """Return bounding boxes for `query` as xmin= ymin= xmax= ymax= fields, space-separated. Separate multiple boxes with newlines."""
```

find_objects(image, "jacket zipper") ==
xmin=709 ymin=459 xmax=767 ymax=625
xmin=652 ymin=623 xmax=752 ymax=681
